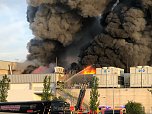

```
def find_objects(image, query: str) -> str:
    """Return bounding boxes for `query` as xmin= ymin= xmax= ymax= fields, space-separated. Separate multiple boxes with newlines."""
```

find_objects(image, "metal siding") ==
xmin=6 ymin=74 xmax=55 ymax=83
xmin=97 ymin=67 xmax=122 ymax=88
xmin=148 ymin=67 xmax=152 ymax=73
xmin=96 ymin=68 xmax=102 ymax=74
xmin=124 ymin=73 xmax=130 ymax=86
xmin=130 ymin=73 xmax=152 ymax=87
xmin=130 ymin=66 xmax=152 ymax=87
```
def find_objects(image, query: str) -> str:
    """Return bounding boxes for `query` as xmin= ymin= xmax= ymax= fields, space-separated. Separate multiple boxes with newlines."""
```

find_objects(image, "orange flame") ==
xmin=81 ymin=66 xmax=96 ymax=74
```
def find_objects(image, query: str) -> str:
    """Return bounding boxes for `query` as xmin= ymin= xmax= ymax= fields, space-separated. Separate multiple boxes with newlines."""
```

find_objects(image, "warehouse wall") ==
xmin=69 ymin=88 xmax=152 ymax=114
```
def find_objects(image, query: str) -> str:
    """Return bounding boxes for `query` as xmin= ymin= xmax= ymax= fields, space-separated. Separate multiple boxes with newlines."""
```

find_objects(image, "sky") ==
xmin=0 ymin=0 xmax=33 ymax=62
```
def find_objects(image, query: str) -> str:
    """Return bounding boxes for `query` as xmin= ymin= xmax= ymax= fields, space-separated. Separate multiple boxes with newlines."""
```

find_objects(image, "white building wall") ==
xmin=7 ymin=82 xmax=56 ymax=102
xmin=7 ymin=90 xmax=34 ymax=102
xmin=96 ymin=67 xmax=124 ymax=87
xmin=7 ymin=84 xmax=34 ymax=102
xmin=130 ymin=66 xmax=152 ymax=87
xmin=10 ymin=84 xmax=30 ymax=90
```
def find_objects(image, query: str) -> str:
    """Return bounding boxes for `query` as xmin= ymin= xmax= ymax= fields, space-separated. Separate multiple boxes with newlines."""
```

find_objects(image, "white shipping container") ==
xmin=98 ymin=75 xmax=106 ymax=87
xmin=130 ymin=74 xmax=138 ymax=87
xmin=150 ymin=74 xmax=152 ymax=86
xmin=147 ymin=67 xmax=152 ymax=73
xmin=105 ymin=75 xmax=120 ymax=87
xmin=130 ymin=73 xmax=152 ymax=87
xmin=96 ymin=68 xmax=102 ymax=74
xmin=142 ymin=74 xmax=148 ymax=87
xmin=143 ymin=66 xmax=149 ymax=73
xmin=130 ymin=66 xmax=152 ymax=87
xmin=101 ymin=69 xmax=108 ymax=75
xmin=97 ymin=67 xmax=124 ymax=88
xmin=107 ymin=75 xmax=112 ymax=86
xmin=130 ymin=67 xmax=136 ymax=73
xmin=147 ymin=74 xmax=152 ymax=87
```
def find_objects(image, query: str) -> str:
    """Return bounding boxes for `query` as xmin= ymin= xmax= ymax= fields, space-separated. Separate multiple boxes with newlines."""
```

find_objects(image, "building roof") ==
xmin=0 ymin=74 xmax=56 ymax=83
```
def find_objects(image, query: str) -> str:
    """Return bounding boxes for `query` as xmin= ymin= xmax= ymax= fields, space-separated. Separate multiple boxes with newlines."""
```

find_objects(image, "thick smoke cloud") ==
xmin=27 ymin=38 xmax=63 ymax=64
xmin=30 ymin=6 xmax=82 ymax=45
xmin=27 ymin=0 xmax=112 ymax=17
xmin=26 ymin=0 xmax=112 ymax=70
xmin=26 ymin=0 xmax=152 ymax=73
xmin=80 ymin=0 xmax=152 ymax=71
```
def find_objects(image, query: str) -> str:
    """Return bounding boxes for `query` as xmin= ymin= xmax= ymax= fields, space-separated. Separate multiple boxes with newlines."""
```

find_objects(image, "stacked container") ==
xmin=130 ymin=66 xmax=152 ymax=87
xmin=96 ymin=67 xmax=124 ymax=88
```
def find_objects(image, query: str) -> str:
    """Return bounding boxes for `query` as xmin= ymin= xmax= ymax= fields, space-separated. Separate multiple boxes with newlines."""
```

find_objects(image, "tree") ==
xmin=89 ymin=76 xmax=100 ymax=114
xmin=52 ymin=96 xmax=66 ymax=101
xmin=0 ymin=75 xmax=10 ymax=102
xmin=41 ymin=76 xmax=53 ymax=101
xmin=125 ymin=101 xmax=145 ymax=114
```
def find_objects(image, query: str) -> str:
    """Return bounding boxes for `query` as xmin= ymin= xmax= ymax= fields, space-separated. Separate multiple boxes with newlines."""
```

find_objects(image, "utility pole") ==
xmin=141 ymin=67 xmax=142 ymax=88
xmin=112 ymin=68 xmax=115 ymax=114
xmin=106 ymin=69 xmax=107 ymax=106
xmin=54 ymin=57 xmax=58 ymax=97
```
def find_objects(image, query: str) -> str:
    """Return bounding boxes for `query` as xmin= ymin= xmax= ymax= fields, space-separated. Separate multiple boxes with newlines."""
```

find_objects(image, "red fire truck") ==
xmin=98 ymin=106 xmax=126 ymax=114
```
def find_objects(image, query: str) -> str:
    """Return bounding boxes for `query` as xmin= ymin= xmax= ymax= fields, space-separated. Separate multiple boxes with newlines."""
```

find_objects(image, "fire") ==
xmin=81 ymin=66 xmax=96 ymax=74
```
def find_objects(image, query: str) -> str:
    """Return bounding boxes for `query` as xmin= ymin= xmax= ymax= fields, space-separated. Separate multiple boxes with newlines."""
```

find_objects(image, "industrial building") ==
xmin=0 ymin=66 xmax=64 ymax=101
xmin=0 ymin=64 xmax=151 ymax=113
xmin=0 ymin=60 xmax=151 ymax=88
xmin=95 ymin=66 xmax=152 ymax=88
xmin=0 ymin=61 xmax=152 ymax=113
xmin=0 ymin=60 xmax=18 ymax=75
xmin=0 ymin=73 xmax=151 ymax=114
xmin=2 ymin=74 xmax=56 ymax=101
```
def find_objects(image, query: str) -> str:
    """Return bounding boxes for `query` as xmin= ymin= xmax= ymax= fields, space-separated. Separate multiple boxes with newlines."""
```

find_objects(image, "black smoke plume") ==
xmin=79 ymin=0 xmax=152 ymax=72
xmin=25 ymin=0 xmax=113 ymax=73
xmin=25 ymin=0 xmax=152 ymax=73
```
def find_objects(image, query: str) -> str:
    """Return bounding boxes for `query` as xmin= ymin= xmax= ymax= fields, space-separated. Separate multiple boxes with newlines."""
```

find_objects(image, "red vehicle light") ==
xmin=27 ymin=110 xmax=33 ymax=113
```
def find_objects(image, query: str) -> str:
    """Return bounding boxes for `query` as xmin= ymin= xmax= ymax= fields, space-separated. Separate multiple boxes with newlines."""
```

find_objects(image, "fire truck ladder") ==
xmin=75 ymin=84 xmax=86 ymax=111
xmin=57 ymin=85 xmax=89 ymax=110
xmin=56 ymin=69 xmax=90 ymax=109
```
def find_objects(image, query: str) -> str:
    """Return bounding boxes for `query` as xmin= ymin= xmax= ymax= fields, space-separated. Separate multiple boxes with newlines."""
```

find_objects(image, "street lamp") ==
xmin=111 ymin=68 xmax=115 ymax=114
xmin=105 ymin=69 xmax=108 ymax=106
xmin=112 ymin=70 xmax=114 ymax=114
